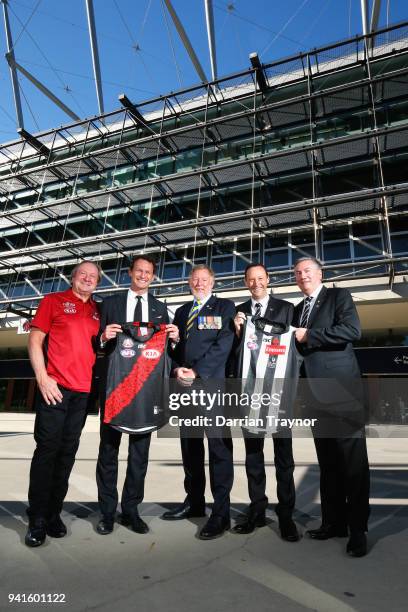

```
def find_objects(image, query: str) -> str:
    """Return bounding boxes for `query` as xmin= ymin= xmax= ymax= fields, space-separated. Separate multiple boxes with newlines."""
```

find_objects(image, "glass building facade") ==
xmin=0 ymin=23 xmax=407 ymax=306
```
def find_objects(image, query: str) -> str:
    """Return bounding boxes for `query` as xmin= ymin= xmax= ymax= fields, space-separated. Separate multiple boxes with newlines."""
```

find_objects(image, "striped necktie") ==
xmin=186 ymin=299 xmax=201 ymax=337
xmin=300 ymin=296 xmax=313 ymax=328
xmin=253 ymin=302 xmax=262 ymax=320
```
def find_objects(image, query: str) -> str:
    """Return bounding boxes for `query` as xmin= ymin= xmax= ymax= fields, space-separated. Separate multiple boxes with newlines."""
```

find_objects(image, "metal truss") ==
xmin=1 ymin=22 xmax=408 ymax=308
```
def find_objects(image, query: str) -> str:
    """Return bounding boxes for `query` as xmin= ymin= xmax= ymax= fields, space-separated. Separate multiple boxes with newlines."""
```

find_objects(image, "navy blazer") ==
xmin=293 ymin=286 xmax=362 ymax=403
xmin=172 ymin=294 xmax=235 ymax=380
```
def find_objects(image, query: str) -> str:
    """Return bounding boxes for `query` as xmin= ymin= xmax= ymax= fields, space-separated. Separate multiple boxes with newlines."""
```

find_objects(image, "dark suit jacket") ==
xmin=98 ymin=291 xmax=169 ymax=395
xmin=229 ymin=295 xmax=294 ymax=378
xmin=293 ymin=286 xmax=362 ymax=404
xmin=171 ymin=295 xmax=235 ymax=380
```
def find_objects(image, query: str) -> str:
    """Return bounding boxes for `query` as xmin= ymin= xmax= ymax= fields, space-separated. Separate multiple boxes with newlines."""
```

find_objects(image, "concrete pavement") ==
xmin=0 ymin=413 xmax=407 ymax=612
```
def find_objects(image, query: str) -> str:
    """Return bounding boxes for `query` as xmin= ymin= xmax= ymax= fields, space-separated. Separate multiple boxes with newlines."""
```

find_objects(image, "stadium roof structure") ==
xmin=0 ymin=20 xmax=408 ymax=310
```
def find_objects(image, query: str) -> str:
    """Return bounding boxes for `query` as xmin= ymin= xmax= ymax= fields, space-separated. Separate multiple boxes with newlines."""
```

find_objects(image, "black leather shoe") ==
xmin=120 ymin=514 xmax=149 ymax=534
xmin=161 ymin=502 xmax=206 ymax=521
xmin=306 ymin=525 xmax=348 ymax=540
xmin=25 ymin=517 xmax=46 ymax=547
xmin=231 ymin=512 xmax=266 ymax=535
xmin=279 ymin=518 xmax=300 ymax=542
xmin=199 ymin=516 xmax=230 ymax=540
xmin=347 ymin=531 xmax=367 ymax=557
xmin=46 ymin=515 xmax=67 ymax=538
xmin=96 ymin=516 xmax=114 ymax=535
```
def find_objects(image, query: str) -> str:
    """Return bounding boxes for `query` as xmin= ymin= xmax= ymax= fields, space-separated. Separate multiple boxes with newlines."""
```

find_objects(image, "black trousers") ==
xmin=312 ymin=431 xmax=370 ymax=532
xmin=243 ymin=434 xmax=295 ymax=519
xmin=96 ymin=423 xmax=151 ymax=518
xmin=180 ymin=431 xmax=233 ymax=519
xmin=27 ymin=388 xmax=89 ymax=519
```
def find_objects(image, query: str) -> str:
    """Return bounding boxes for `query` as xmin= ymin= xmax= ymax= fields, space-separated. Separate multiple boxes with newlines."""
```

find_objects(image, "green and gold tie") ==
xmin=186 ymin=299 xmax=201 ymax=337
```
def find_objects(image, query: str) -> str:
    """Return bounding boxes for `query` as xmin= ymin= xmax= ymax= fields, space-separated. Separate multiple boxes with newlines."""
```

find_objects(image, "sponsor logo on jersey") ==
xmin=122 ymin=338 xmax=134 ymax=348
xmin=247 ymin=342 xmax=258 ymax=350
xmin=265 ymin=336 xmax=286 ymax=355
xmin=267 ymin=357 xmax=277 ymax=368
xmin=120 ymin=349 xmax=136 ymax=358
xmin=142 ymin=348 xmax=161 ymax=359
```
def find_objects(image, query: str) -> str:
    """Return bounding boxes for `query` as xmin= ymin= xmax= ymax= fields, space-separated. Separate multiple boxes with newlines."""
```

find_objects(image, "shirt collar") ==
xmin=128 ymin=289 xmax=148 ymax=302
xmin=193 ymin=293 xmax=212 ymax=308
xmin=251 ymin=294 xmax=269 ymax=309
xmin=303 ymin=284 xmax=323 ymax=300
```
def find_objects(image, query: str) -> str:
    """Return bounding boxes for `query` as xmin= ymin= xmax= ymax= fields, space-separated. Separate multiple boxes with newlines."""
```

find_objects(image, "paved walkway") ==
xmin=0 ymin=414 xmax=407 ymax=612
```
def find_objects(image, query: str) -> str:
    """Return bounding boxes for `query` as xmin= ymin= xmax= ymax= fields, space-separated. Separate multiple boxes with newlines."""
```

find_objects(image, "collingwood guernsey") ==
xmin=104 ymin=322 xmax=169 ymax=433
xmin=240 ymin=315 xmax=302 ymax=434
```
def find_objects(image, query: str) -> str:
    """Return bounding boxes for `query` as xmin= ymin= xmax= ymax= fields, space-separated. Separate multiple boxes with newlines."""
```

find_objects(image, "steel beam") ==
xmin=370 ymin=0 xmax=382 ymax=32
xmin=360 ymin=0 xmax=369 ymax=36
xmin=6 ymin=55 xmax=80 ymax=121
xmin=85 ymin=0 xmax=105 ymax=115
xmin=163 ymin=0 xmax=208 ymax=82
xmin=204 ymin=0 xmax=217 ymax=80
xmin=1 ymin=0 xmax=24 ymax=129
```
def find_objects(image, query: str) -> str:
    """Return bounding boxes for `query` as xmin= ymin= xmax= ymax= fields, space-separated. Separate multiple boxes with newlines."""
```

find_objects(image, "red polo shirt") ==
xmin=31 ymin=288 xmax=100 ymax=393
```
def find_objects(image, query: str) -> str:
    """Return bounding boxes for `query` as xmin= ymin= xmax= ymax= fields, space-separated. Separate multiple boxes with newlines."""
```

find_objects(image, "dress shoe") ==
xmin=120 ymin=514 xmax=149 ymax=534
xmin=96 ymin=516 xmax=114 ymax=535
xmin=199 ymin=516 xmax=230 ymax=540
xmin=279 ymin=518 xmax=300 ymax=542
xmin=347 ymin=531 xmax=367 ymax=557
xmin=161 ymin=502 xmax=206 ymax=521
xmin=231 ymin=512 xmax=266 ymax=535
xmin=46 ymin=515 xmax=67 ymax=538
xmin=306 ymin=525 xmax=348 ymax=540
xmin=25 ymin=517 xmax=46 ymax=547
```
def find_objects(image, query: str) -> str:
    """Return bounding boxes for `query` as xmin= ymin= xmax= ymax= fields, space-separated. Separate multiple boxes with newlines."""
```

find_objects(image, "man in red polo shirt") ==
xmin=25 ymin=260 xmax=101 ymax=547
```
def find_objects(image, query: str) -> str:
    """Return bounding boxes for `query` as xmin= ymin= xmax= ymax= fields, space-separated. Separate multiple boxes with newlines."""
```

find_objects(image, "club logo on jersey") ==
xmin=265 ymin=336 xmax=286 ymax=355
xmin=120 ymin=348 xmax=136 ymax=358
xmin=267 ymin=357 xmax=277 ymax=368
xmin=122 ymin=338 xmax=134 ymax=348
xmin=92 ymin=312 xmax=100 ymax=320
xmin=63 ymin=301 xmax=76 ymax=314
xmin=142 ymin=349 xmax=161 ymax=359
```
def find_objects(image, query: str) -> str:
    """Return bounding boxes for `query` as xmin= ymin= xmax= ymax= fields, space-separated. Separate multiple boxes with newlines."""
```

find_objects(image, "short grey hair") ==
xmin=293 ymin=256 xmax=322 ymax=270
xmin=189 ymin=264 xmax=215 ymax=279
xmin=70 ymin=260 xmax=102 ymax=283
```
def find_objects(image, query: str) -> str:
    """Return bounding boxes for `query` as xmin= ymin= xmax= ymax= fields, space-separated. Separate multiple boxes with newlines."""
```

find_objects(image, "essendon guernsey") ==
xmin=104 ymin=323 xmax=169 ymax=433
xmin=240 ymin=316 xmax=302 ymax=434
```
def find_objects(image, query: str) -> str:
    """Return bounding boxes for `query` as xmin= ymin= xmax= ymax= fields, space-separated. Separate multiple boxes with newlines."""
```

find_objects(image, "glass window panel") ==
xmin=323 ymin=241 xmax=351 ymax=261
xmin=163 ymin=263 xmax=183 ymax=280
xmin=391 ymin=235 xmax=408 ymax=254
xmin=265 ymin=249 xmax=289 ymax=268
xmin=212 ymin=256 xmax=233 ymax=274
xmin=354 ymin=237 xmax=383 ymax=258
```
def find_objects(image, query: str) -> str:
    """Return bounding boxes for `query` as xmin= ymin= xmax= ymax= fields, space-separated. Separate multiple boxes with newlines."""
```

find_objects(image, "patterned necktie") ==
xmin=252 ymin=302 xmax=262 ymax=321
xmin=186 ymin=299 xmax=201 ymax=337
xmin=133 ymin=295 xmax=142 ymax=322
xmin=300 ymin=296 xmax=313 ymax=328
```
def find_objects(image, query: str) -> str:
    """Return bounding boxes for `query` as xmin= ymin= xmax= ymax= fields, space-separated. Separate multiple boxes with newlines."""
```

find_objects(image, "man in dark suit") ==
xmin=161 ymin=264 xmax=236 ymax=540
xmin=96 ymin=255 xmax=179 ymax=536
xmin=293 ymin=256 xmax=370 ymax=557
xmin=230 ymin=263 xmax=300 ymax=542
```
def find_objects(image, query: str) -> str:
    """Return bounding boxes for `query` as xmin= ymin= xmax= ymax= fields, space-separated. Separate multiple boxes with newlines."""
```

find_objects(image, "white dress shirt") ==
xmin=126 ymin=290 xmax=149 ymax=322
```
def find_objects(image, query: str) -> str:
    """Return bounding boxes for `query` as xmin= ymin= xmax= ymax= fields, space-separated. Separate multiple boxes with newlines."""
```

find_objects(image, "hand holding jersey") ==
xmin=231 ymin=264 xmax=300 ymax=542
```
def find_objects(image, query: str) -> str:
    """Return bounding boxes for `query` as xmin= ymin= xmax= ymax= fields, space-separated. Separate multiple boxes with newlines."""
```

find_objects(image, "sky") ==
xmin=0 ymin=0 xmax=407 ymax=141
